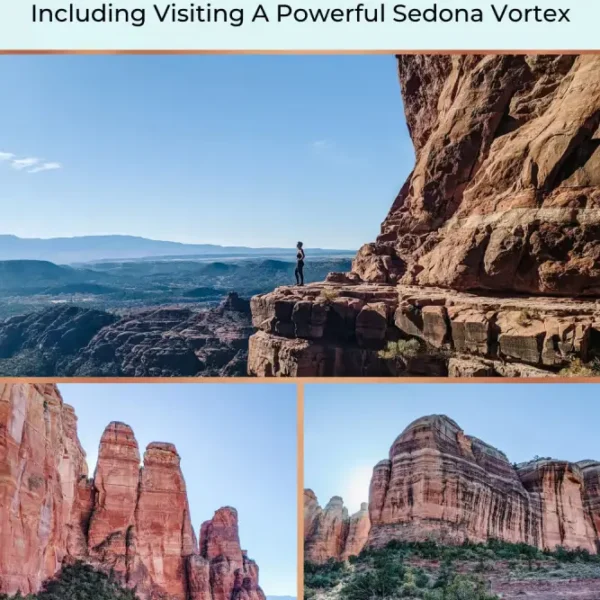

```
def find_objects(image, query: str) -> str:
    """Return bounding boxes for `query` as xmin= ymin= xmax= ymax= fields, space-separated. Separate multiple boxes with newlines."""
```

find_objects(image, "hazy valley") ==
xmin=0 ymin=237 xmax=352 ymax=376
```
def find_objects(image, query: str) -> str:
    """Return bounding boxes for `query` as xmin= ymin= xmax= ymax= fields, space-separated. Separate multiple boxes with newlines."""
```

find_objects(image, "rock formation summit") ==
xmin=304 ymin=489 xmax=370 ymax=563
xmin=0 ymin=383 xmax=266 ymax=600
xmin=367 ymin=414 xmax=600 ymax=553
xmin=249 ymin=55 xmax=600 ymax=377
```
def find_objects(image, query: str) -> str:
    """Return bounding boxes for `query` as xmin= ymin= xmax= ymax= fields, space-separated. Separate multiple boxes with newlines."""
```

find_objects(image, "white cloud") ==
xmin=0 ymin=152 xmax=63 ymax=174
xmin=29 ymin=162 xmax=62 ymax=174
xmin=11 ymin=157 xmax=40 ymax=170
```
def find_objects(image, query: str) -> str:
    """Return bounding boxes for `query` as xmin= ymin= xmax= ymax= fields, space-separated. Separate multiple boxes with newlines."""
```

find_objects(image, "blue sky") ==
xmin=305 ymin=383 xmax=600 ymax=514
xmin=58 ymin=383 xmax=297 ymax=596
xmin=0 ymin=55 xmax=413 ymax=249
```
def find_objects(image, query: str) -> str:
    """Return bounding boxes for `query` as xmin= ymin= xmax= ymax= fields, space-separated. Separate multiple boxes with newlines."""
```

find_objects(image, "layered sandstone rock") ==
xmin=130 ymin=442 xmax=197 ymax=600
xmin=87 ymin=422 xmax=140 ymax=577
xmin=578 ymin=460 xmax=600 ymax=543
xmin=200 ymin=507 xmax=265 ymax=600
xmin=248 ymin=55 xmax=600 ymax=377
xmin=304 ymin=490 xmax=370 ymax=563
xmin=0 ymin=383 xmax=265 ymax=600
xmin=304 ymin=489 xmax=320 ymax=542
xmin=342 ymin=503 xmax=370 ymax=560
xmin=0 ymin=384 xmax=88 ymax=594
xmin=355 ymin=55 xmax=600 ymax=296
xmin=248 ymin=282 xmax=600 ymax=376
xmin=366 ymin=414 xmax=600 ymax=553
xmin=517 ymin=460 xmax=597 ymax=553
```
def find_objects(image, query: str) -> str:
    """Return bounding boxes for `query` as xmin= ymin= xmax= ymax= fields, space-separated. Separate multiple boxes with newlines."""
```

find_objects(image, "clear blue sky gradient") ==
xmin=58 ymin=383 xmax=297 ymax=596
xmin=0 ymin=55 xmax=413 ymax=249
xmin=305 ymin=383 xmax=600 ymax=514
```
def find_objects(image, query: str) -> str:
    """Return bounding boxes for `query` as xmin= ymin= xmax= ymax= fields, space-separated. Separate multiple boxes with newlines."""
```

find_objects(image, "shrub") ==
xmin=340 ymin=556 xmax=406 ymax=600
xmin=425 ymin=574 xmax=499 ymax=600
xmin=378 ymin=339 xmax=421 ymax=361
xmin=304 ymin=560 xmax=347 ymax=590
xmin=0 ymin=562 xmax=138 ymax=600
xmin=319 ymin=288 xmax=339 ymax=303
xmin=559 ymin=358 xmax=600 ymax=377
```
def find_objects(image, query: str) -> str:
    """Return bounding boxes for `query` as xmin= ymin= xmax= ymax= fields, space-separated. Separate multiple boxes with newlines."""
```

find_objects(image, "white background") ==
xmin=0 ymin=0 xmax=595 ymax=50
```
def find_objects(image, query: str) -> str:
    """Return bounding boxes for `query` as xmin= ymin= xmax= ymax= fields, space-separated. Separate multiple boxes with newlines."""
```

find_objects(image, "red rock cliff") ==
xmin=304 ymin=490 xmax=370 ymax=563
xmin=354 ymin=55 xmax=600 ymax=296
xmin=0 ymin=384 xmax=88 ymax=594
xmin=0 ymin=384 xmax=266 ymax=600
xmin=367 ymin=414 xmax=599 ymax=553
xmin=248 ymin=55 xmax=600 ymax=378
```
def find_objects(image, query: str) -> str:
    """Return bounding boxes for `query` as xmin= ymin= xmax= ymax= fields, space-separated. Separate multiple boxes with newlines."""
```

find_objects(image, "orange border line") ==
xmin=0 ymin=49 xmax=599 ymax=54
xmin=5 ymin=376 xmax=600 ymax=383
xmin=297 ymin=382 xmax=304 ymax=600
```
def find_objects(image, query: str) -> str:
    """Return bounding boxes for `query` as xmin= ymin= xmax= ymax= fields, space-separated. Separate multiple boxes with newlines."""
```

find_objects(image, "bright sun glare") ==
xmin=340 ymin=464 xmax=373 ymax=515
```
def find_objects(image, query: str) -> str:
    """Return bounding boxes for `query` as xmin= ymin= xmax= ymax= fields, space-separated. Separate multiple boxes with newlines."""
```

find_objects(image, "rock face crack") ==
xmin=0 ymin=384 xmax=266 ymax=600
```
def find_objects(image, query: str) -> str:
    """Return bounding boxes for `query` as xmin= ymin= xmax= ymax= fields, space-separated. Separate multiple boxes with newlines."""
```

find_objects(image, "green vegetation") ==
xmin=0 ymin=256 xmax=353 ymax=319
xmin=559 ymin=357 xmax=600 ymax=377
xmin=304 ymin=539 xmax=600 ymax=600
xmin=0 ymin=562 xmax=138 ymax=600
xmin=378 ymin=339 xmax=421 ymax=361
xmin=305 ymin=559 xmax=349 ymax=590
xmin=353 ymin=538 xmax=600 ymax=566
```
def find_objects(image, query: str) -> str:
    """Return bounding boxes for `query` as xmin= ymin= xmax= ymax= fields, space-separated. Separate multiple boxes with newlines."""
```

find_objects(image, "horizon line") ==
xmin=0 ymin=232 xmax=357 ymax=252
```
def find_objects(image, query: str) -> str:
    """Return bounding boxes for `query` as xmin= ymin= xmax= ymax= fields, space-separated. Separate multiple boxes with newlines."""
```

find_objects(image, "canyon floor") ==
xmin=305 ymin=540 xmax=600 ymax=600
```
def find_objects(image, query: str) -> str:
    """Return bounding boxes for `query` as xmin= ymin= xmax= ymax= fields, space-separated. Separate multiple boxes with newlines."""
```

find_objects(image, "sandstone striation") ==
xmin=578 ymin=460 xmax=600 ymax=539
xmin=366 ymin=414 xmax=600 ymax=553
xmin=0 ymin=383 xmax=89 ymax=594
xmin=87 ymin=422 xmax=141 ymax=577
xmin=248 ymin=55 xmax=600 ymax=377
xmin=200 ymin=507 xmax=264 ymax=600
xmin=304 ymin=490 xmax=370 ymax=563
xmin=0 ymin=383 xmax=266 ymax=600
xmin=361 ymin=56 xmax=600 ymax=296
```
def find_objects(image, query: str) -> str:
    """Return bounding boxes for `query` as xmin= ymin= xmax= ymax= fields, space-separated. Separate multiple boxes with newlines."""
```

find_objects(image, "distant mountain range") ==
xmin=0 ymin=234 xmax=355 ymax=264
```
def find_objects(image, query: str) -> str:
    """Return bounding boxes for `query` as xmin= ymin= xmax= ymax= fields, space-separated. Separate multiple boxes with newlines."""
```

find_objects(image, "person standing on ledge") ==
xmin=295 ymin=241 xmax=305 ymax=286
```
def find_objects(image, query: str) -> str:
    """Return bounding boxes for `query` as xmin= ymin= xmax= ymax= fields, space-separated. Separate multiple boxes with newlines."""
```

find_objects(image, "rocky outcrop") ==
xmin=304 ymin=490 xmax=370 ymax=563
xmin=248 ymin=55 xmax=600 ymax=377
xmin=0 ymin=384 xmax=89 ymax=593
xmin=517 ymin=460 xmax=597 ymax=553
xmin=0 ymin=293 xmax=253 ymax=377
xmin=248 ymin=283 xmax=600 ymax=376
xmin=0 ymin=305 xmax=117 ymax=371
xmin=342 ymin=503 xmax=370 ymax=560
xmin=87 ymin=422 xmax=141 ymax=577
xmin=0 ymin=383 xmax=266 ymax=600
xmin=366 ymin=414 xmax=600 ymax=553
xmin=361 ymin=56 xmax=600 ymax=296
xmin=578 ymin=460 xmax=600 ymax=544
xmin=200 ymin=507 xmax=264 ymax=600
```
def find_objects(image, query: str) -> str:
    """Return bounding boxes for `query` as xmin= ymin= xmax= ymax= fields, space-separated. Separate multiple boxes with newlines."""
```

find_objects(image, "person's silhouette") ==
xmin=295 ymin=241 xmax=305 ymax=286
